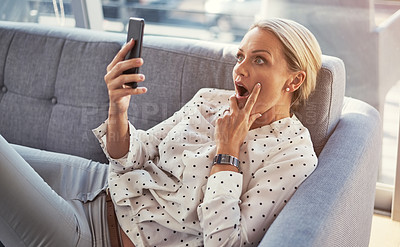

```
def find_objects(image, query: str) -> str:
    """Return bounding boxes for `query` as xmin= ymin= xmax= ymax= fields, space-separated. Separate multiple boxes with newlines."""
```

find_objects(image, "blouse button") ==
xmin=51 ymin=97 xmax=57 ymax=104
xmin=1 ymin=86 xmax=7 ymax=93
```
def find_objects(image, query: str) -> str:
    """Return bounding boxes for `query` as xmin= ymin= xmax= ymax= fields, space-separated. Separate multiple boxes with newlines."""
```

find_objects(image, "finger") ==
xmin=223 ymin=108 xmax=231 ymax=116
xmin=107 ymin=39 xmax=135 ymax=72
xmin=216 ymin=114 xmax=230 ymax=128
xmin=129 ymin=86 xmax=148 ymax=95
xmin=229 ymin=94 xmax=239 ymax=113
xmin=244 ymin=83 xmax=261 ymax=113
xmin=248 ymin=112 xmax=263 ymax=126
xmin=108 ymin=73 xmax=145 ymax=90
xmin=106 ymin=58 xmax=144 ymax=83
xmin=105 ymin=60 xmax=143 ymax=88
xmin=110 ymin=87 xmax=147 ymax=99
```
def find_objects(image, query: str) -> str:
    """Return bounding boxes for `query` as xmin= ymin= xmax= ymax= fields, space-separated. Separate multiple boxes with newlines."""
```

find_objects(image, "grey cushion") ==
xmin=296 ymin=55 xmax=345 ymax=155
xmin=0 ymin=22 xmax=123 ymax=163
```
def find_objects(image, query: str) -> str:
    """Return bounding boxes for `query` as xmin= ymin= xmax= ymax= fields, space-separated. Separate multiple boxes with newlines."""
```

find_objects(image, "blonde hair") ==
xmin=250 ymin=18 xmax=322 ymax=109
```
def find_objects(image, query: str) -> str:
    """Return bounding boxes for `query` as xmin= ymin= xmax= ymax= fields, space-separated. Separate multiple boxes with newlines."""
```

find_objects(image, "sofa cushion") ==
xmin=0 ymin=22 xmax=125 ymax=163
xmin=296 ymin=55 xmax=345 ymax=155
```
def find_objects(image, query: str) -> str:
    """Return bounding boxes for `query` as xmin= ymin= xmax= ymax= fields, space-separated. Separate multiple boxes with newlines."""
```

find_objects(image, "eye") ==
xmin=255 ymin=57 xmax=265 ymax=65
xmin=236 ymin=54 xmax=244 ymax=63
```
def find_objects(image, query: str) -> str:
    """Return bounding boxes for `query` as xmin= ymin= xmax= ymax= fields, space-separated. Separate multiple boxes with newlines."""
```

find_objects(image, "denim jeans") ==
xmin=0 ymin=135 xmax=110 ymax=247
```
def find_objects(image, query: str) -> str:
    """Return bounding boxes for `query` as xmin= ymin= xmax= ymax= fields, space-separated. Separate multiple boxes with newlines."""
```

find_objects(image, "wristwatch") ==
xmin=213 ymin=154 xmax=240 ymax=170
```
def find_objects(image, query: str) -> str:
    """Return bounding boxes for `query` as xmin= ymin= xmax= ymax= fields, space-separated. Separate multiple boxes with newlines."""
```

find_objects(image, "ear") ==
xmin=286 ymin=71 xmax=306 ymax=92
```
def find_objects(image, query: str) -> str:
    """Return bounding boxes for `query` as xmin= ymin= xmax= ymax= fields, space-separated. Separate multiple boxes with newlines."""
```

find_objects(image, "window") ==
xmin=0 ymin=0 xmax=75 ymax=27
xmin=101 ymin=0 xmax=259 ymax=42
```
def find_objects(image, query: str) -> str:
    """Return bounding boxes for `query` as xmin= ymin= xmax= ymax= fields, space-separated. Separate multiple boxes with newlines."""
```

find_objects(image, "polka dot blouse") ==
xmin=93 ymin=88 xmax=318 ymax=247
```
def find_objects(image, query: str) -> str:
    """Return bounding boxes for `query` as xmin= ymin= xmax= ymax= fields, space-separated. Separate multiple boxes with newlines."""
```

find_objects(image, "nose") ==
xmin=233 ymin=59 xmax=249 ymax=78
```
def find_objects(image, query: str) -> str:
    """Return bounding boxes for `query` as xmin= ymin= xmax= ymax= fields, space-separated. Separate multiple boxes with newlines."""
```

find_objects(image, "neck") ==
xmin=250 ymin=106 xmax=291 ymax=130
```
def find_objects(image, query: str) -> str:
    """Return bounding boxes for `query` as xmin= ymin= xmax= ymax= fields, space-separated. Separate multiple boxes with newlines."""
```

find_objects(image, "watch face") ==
xmin=221 ymin=155 xmax=230 ymax=163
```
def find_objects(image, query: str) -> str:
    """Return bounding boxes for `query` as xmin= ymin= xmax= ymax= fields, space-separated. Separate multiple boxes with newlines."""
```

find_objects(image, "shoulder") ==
xmin=181 ymin=88 xmax=234 ymax=115
xmin=173 ymin=88 xmax=234 ymax=121
xmin=266 ymin=115 xmax=317 ymax=162
xmin=191 ymin=88 xmax=234 ymax=104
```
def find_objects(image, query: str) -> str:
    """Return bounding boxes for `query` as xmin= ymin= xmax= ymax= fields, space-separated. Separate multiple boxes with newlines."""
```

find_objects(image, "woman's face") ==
xmin=233 ymin=27 xmax=294 ymax=125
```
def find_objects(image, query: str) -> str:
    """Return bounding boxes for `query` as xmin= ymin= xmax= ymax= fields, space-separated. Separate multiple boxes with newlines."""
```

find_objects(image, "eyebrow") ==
xmin=238 ymin=48 xmax=272 ymax=57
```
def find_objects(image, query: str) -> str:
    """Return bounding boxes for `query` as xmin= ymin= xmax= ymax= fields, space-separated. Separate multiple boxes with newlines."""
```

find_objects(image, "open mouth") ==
xmin=236 ymin=83 xmax=250 ymax=97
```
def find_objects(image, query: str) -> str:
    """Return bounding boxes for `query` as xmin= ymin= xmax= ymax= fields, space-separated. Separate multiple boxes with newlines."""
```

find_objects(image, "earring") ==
xmin=285 ymin=87 xmax=290 ymax=92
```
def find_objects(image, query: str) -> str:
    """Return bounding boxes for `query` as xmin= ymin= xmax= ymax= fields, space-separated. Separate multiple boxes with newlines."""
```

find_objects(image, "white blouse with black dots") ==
xmin=93 ymin=88 xmax=318 ymax=247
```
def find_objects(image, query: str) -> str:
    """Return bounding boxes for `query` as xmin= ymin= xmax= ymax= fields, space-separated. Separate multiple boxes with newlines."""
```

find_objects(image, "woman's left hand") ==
xmin=214 ymin=83 xmax=262 ymax=158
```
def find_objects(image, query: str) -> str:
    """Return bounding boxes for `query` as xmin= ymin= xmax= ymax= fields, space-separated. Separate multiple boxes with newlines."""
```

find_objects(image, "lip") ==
xmin=234 ymin=81 xmax=250 ymax=108
xmin=234 ymin=81 xmax=250 ymax=98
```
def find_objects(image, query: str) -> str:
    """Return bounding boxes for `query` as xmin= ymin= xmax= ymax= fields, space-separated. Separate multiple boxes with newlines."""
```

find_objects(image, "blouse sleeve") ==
xmin=92 ymin=91 xmax=205 ymax=174
xmin=92 ymin=109 xmax=185 ymax=174
xmin=197 ymin=134 xmax=318 ymax=246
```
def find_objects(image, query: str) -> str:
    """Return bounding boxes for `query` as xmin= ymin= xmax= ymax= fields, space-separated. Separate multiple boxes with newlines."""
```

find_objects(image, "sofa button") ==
xmin=1 ymin=86 xmax=6 ymax=93
xmin=51 ymin=97 xmax=57 ymax=104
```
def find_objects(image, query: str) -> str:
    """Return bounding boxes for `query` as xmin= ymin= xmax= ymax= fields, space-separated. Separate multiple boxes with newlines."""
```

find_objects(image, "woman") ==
xmin=98 ymin=17 xmax=321 ymax=246
xmin=0 ymin=18 xmax=321 ymax=246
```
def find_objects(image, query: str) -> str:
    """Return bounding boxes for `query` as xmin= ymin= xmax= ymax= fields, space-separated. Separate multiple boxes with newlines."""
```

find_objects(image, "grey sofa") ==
xmin=0 ymin=21 xmax=381 ymax=246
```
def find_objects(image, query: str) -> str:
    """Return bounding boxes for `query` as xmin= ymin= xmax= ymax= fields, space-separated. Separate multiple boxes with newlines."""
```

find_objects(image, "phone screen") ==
xmin=124 ymin=17 xmax=145 ymax=88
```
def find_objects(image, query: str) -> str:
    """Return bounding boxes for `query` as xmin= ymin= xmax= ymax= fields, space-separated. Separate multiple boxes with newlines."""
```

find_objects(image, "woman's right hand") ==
xmin=104 ymin=39 xmax=147 ymax=159
xmin=104 ymin=39 xmax=147 ymax=116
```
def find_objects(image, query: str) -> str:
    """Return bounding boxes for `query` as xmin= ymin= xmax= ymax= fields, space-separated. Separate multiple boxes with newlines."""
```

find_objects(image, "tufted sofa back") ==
xmin=0 ymin=22 xmax=344 ymax=163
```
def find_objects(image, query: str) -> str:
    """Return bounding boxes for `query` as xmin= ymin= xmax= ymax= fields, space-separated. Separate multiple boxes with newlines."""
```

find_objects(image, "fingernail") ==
xmin=257 ymin=83 xmax=261 ymax=87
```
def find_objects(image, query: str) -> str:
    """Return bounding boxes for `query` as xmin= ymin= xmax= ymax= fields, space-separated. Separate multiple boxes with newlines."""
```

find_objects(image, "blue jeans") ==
xmin=0 ymin=135 xmax=110 ymax=247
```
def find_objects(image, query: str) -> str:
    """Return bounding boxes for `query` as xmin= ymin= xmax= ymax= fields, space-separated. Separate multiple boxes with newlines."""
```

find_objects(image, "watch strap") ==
xmin=213 ymin=154 xmax=240 ymax=170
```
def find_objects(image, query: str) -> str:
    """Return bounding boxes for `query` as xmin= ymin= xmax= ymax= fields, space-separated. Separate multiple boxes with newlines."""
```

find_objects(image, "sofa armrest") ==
xmin=259 ymin=97 xmax=382 ymax=247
